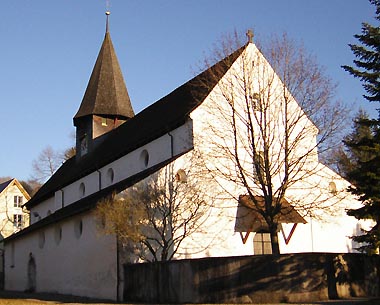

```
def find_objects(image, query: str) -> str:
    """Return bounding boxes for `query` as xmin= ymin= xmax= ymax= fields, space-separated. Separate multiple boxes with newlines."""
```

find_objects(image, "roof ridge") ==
xmin=27 ymin=43 xmax=247 ymax=208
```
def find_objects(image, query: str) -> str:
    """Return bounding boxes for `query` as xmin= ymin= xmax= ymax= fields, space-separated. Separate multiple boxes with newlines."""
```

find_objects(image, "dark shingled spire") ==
xmin=73 ymin=31 xmax=134 ymax=123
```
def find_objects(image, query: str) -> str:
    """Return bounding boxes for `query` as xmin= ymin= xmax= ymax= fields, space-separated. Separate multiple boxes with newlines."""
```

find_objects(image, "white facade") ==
xmin=169 ymin=43 xmax=364 ymax=258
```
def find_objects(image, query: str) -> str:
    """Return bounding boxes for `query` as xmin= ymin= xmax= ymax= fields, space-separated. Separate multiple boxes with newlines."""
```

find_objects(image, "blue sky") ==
xmin=0 ymin=1 xmax=376 ymax=181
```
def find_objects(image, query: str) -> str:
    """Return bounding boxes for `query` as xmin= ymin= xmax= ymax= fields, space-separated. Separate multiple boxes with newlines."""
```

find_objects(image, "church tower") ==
xmin=73 ymin=12 xmax=134 ymax=159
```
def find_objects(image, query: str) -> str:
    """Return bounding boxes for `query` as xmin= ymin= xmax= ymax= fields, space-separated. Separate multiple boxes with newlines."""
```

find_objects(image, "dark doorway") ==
xmin=27 ymin=253 xmax=36 ymax=293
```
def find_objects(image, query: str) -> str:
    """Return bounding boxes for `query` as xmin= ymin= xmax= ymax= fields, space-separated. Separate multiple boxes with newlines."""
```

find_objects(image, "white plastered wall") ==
xmin=5 ymin=211 xmax=118 ymax=300
xmin=172 ymin=43 xmax=363 ymax=258
xmin=29 ymin=120 xmax=193 ymax=224
xmin=6 ymin=119 xmax=194 ymax=300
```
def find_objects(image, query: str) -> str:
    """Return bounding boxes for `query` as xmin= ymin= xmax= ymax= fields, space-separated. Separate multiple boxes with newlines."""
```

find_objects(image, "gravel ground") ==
xmin=0 ymin=290 xmax=116 ymax=304
xmin=0 ymin=290 xmax=378 ymax=305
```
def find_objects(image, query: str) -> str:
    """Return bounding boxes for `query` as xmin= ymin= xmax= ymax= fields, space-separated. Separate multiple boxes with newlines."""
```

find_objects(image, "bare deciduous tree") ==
xmin=31 ymin=140 xmax=75 ymax=184
xmin=196 ymin=32 xmax=349 ymax=254
xmin=96 ymin=162 xmax=212 ymax=262
xmin=31 ymin=146 xmax=61 ymax=183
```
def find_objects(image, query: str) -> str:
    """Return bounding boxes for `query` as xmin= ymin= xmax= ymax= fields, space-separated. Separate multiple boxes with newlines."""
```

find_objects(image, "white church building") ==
xmin=3 ymin=17 xmax=365 ymax=301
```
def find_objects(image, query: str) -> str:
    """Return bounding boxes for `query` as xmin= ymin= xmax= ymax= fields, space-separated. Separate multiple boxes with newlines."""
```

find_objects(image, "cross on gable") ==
xmin=246 ymin=29 xmax=254 ymax=43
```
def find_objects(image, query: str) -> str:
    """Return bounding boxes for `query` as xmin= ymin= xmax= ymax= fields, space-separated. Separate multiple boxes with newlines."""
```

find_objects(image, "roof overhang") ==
xmin=5 ymin=150 xmax=190 ymax=243
xmin=235 ymin=195 xmax=307 ymax=232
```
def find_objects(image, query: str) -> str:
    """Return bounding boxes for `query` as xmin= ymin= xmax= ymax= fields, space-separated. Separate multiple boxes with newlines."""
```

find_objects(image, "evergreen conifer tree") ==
xmin=335 ymin=110 xmax=373 ymax=181
xmin=342 ymin=0 xmax=380 ymax=103
xmin=344 ymin=116 xmax=380 ymax=253
xmin=342 ymin=0 xmax=380 ymax=253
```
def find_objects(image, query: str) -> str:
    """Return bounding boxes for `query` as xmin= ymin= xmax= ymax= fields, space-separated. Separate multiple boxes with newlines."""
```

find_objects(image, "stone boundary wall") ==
xmin=124 ymin=253 xmax=379 ymax=303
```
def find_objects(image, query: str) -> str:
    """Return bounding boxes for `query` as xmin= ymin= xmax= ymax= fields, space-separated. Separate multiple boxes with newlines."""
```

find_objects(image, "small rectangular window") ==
xmin=251 ymin=93 xmax=263 ymax=112
xmin=101 ymin=118 xmax=108 ymax=126
xmin=13 ymin=196 xmax=23 ymax=208
xmin=13 ymin=214 xmax=23 ymax=229
xmin=253 ymin=232 xmax=272 ymax=255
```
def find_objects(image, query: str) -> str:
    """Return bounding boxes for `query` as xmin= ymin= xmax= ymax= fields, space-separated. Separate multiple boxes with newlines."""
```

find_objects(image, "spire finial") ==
xmin=246 ymin=29 xmax=254 ymax=43
xmin=105 ymin=11 xmax=110 ymax=33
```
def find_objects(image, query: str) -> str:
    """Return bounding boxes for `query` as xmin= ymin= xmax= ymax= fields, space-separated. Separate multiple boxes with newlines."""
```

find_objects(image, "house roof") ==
xmin=235 ymin=195 xmax=307 ymax=232
xmin=0 ymin=178 xmax=31 ymax=200
xmin=73 ymin=31 xmax=134 ymax=123
xmin=26 ymin=43 xmax=247 ymax=209
xmin=0 ymin=179 xmax=11 ymax=194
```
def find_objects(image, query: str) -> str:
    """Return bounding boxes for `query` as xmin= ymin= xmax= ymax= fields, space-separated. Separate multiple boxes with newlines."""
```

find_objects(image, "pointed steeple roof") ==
xmin=74 ymin=30 xmax=134 ymax=123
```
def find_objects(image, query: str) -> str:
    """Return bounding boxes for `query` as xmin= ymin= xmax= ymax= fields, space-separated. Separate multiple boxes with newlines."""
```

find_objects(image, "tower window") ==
xmin=80 ymin=135 xmax=88 ymax=156
xmin=101 ymin=118 xmax=108 ymax=126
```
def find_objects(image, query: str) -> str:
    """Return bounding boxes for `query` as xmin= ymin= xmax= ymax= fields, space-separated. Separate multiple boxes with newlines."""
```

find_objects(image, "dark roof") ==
xmin=0 ymin=178 xmax=31 ymax=200
xmin=0 ymin=179 xmax=12 ymax=194
xmin=26 ymin=43 xmax=247 ymax=209
xmin=7 ymin=156 xmax=182 ymax=242
xmin=235 ymin=195 xmax=307 ymax=232
xmin=74 ymin=32 xmax=134 ymax=122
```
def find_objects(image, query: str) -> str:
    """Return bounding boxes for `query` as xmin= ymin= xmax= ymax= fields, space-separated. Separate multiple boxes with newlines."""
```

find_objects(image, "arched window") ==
xmin=79 ymin=182 xmax=86 ymax=198
xmin=74 ymin=219 xmax=83 ymax=239
xmin=175 ymin=169 xmax=188 ymax=183
xmin=140 ymin=149 xmax=149 ymax=168
xmin=54 ymin=226 xmax=62 ymax=245
xmin=329 ymin=181 xmax=337 ymax=195
xmin=251 ymin=93 xmax=262 ymax=112
xmin=254 ymin=151 xmax=266 ymax=184
xmin=38 ymin=231 xmax=45 ymax=249
xmin=107 ymin=168 xmax=114 ymax=185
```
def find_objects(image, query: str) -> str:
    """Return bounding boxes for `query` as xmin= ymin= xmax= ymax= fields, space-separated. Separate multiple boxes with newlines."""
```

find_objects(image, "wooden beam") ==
xmin=281 ymin=223 xmax=298 ymax=245
xmin=239 ymin=231 xmax=251 ymax=244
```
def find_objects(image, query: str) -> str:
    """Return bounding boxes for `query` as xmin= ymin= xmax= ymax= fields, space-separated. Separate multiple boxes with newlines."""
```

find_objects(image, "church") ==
xmin=3 ymin=14 xmax=365 ymax=301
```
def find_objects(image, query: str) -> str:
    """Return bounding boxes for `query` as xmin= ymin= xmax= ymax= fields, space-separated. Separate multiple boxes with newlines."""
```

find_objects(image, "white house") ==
xmin=3 ymin=19 xmax=365 ymax=301
xmin=0 ymin=178 xmax=30 ymax=240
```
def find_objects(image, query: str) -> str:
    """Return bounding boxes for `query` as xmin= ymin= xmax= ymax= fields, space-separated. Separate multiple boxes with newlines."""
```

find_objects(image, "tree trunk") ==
xmin=270 ymin=225 xmax=280 ymax=255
